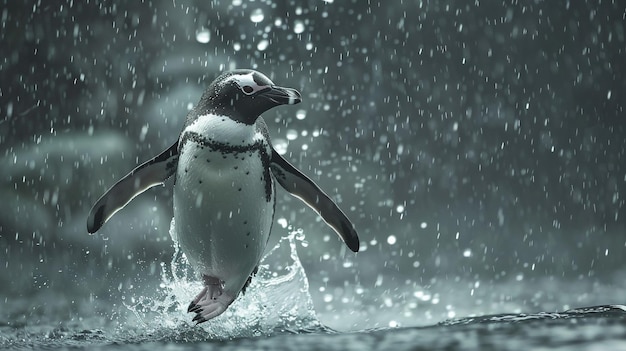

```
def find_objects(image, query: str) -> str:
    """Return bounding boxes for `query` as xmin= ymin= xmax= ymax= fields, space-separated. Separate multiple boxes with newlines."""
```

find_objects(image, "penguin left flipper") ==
xmin=87 ymin=141 xmax=179 ymax=233
xmin=270 ymin=149 xmax=360 ymax=252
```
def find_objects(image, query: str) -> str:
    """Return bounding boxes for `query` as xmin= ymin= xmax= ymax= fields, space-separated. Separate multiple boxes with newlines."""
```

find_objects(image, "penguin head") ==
xmin=203 ymin=69 xmax=301 ymax=124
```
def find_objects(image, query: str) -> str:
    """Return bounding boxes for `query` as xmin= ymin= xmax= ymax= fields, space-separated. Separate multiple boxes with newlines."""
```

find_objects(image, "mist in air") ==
xmin=1 ymin=1 xmax=625 ymax=349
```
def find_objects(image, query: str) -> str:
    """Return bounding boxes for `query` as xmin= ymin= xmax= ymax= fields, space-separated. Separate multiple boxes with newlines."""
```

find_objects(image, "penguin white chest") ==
xmin=173 ymin=115 xmax=274 ymax=293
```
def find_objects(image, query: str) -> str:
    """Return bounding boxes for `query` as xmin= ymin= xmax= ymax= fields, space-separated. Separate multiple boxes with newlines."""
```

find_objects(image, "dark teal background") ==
xmin=1 ymin=0 xmax=624 ymax=329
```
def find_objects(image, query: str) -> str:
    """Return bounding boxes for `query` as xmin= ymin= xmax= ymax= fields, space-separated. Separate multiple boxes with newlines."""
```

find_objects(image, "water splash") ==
xmin=126 ymin=218 xmax=327 ymax=340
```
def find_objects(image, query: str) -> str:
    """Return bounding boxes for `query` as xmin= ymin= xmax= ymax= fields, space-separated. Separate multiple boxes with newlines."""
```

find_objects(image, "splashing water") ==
xmin=125 ymin=218 xmax=327 ymax=340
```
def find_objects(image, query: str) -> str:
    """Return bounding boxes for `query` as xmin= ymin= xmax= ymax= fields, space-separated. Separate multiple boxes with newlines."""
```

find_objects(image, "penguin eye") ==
xmin=242 ymin=85 xmax=254 ymax=94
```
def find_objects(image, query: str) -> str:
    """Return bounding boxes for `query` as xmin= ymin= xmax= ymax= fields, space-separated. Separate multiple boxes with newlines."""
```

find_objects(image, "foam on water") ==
xmin=124 ymin=218 xmax=327 ymax=340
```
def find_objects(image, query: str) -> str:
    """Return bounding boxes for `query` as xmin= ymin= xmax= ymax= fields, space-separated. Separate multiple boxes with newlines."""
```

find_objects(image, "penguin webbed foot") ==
xmin=187 ymin=301 xmax=201 ymax=313
xmin=187 ymin=275 xmax=234 ymax=325
xmin=188 ymin=295 xmax=233 ymax=325
xmin=240 ymin=266 xmax=259 ymax=296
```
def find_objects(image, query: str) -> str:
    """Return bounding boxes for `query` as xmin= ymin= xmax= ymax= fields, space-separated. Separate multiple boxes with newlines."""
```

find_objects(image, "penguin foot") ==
xmin=187 ymin=275 xmax=235 ymax=325
xmin=241 ymin=266 xmax=258 ymax=295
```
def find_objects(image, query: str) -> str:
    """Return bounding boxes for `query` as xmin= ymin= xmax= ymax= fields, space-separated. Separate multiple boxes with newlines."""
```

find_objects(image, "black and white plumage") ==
xmin=87 ymin=69 xmax=359 ymax=324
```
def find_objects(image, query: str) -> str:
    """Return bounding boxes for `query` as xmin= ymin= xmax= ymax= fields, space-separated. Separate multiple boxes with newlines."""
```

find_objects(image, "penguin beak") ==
xmin=260 ymin=86 xmax=302 ymax=105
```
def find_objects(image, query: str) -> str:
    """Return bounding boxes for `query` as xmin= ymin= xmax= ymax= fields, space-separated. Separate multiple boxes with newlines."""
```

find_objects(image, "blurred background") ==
xmin=1 ymin=0 xmax=624 ymax=330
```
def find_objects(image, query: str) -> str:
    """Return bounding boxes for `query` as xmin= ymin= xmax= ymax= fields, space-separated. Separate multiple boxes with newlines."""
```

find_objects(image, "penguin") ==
xmin=86 ymin=69 xmax=359 ymax=324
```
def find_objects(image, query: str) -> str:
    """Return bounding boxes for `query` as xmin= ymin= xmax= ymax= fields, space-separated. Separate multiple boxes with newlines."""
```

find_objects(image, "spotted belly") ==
xmin=173 ymin=136 xmax=275 ymax=295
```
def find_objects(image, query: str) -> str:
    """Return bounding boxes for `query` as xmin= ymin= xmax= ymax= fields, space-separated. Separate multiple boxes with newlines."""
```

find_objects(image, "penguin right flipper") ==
xmin=87 ymin=141 xmax=179 ymax=233
xmin=270 ymin=149 xmax=360 ymax=252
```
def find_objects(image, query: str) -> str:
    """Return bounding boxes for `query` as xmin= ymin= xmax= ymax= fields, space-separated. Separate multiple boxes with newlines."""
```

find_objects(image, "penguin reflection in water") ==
xmin=87 ymin=70 xmax=360 ymax=324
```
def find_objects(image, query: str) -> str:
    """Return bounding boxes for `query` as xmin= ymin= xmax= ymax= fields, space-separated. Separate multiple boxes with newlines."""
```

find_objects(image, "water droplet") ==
xmin=274 ymin=139 xmax=288 ymax=155
xmin=387 ymin=235 xmax=396 ymax=245
xmin=293 ymin=20 xmax=305 ymax=34
xmin=277 ymin=218 xmax=288 ymax=228
xmin=257 ymin=39 xmax=269 ymax=51
xmin=195 ymin=28 xmax=210 ymax=43
xmin=374 ymin=274 xmax=383 ymax=287
xmin=296 ymin=109 xmax=307 ymax=120
xmin=139 ymin=124 xmax=149 ymax=142
xmin=250 ymin=9 xmax=264 ymax=23
xmin=384 ymin=298 xmax=393 ymax=307
xmin=286 ymin=129 xmax=298 ymax=141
